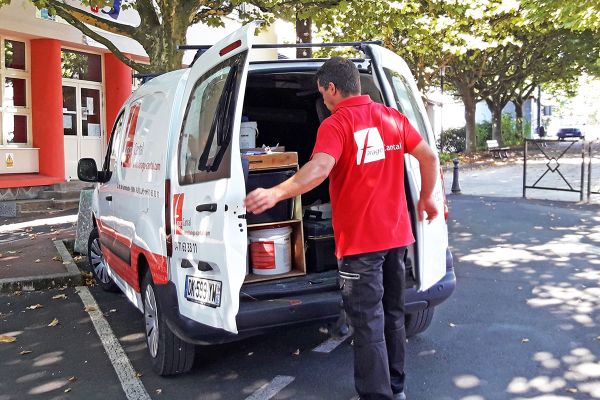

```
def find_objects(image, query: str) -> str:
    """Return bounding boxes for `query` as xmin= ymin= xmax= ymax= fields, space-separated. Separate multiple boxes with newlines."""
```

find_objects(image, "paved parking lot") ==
xmin=2 ymin=192 xmax=599 ymax=399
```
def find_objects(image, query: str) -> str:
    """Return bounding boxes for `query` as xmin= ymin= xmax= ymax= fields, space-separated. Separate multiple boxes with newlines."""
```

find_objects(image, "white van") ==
xmin=78 ymin=22 xmax=456 ymax=376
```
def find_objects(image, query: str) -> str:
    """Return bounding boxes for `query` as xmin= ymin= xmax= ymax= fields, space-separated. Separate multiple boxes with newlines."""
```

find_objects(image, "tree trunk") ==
xmin=513 ymin=98 xmax=524 ymax=138
xmin=491 ymin=106 xmax=503 ymax=145
xmin=296 ymin=17 xmax=312 ymax=58
xmin=462 ymin=87 xmax=477 ymax=153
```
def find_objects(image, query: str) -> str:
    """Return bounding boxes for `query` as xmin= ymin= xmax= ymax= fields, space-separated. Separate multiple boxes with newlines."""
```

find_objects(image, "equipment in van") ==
xmin=240 ymin=120 xmax=259 ymax=149
xmin=303 ymin=209 xmax=337 ymax=273
xmin=77 ymin=23 xmax=455 ymax=376
xmin=248 ymin=226 xmax=293 ymax=275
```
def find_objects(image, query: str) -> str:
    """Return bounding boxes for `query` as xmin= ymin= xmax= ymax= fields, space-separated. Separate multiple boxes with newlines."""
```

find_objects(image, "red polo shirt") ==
xmin=311 ymin=95 xmax=423 ymax=258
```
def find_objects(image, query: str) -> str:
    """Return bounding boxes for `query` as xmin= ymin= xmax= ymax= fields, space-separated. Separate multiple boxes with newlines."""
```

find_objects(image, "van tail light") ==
xmin=220 ymin=40 xmax=241 ymax=56
xmin=165 ymin=179 xmax=173 ymax=257
xmin=439 ymin=167 xmax=449 ymax=221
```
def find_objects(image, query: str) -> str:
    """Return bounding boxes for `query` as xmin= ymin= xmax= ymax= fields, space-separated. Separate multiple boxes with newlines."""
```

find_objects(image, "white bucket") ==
xmin=248 ymin=226 xmax=292 ymax=275
xmin=240 ymin=121 xmax=258 ymax=149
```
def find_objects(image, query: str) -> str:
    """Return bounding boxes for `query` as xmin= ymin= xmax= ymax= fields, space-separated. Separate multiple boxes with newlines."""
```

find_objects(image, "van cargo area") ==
xmin=240 ymin=69 xmax=417 ymax=289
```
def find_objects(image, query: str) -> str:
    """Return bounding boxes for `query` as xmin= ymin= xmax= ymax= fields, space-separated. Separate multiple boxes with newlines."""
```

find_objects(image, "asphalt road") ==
xmin=1 ymin=194 xmax=600 ymax=399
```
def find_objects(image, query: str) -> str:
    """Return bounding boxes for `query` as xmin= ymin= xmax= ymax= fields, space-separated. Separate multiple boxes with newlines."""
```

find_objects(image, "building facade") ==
xmin=0 ymin=1 xmax=284 ymax=189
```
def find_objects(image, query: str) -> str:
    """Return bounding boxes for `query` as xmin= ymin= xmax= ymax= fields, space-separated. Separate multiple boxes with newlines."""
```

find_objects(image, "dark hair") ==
xmin=316 ymin=57 xmax=361 ymax=97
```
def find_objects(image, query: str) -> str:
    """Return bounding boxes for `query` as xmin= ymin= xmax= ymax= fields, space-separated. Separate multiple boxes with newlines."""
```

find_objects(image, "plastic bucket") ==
xmin=248 ymin=226 xmax=292 ymax=275
xmin=240 ymin=121 xmax=258 ymax=149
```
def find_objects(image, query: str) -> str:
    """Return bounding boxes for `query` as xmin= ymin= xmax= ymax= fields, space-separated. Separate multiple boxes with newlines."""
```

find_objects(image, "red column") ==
xmin=30 ymin=39 xmax=64 ymax=181
xmin=104 ymin=53 xmax=132 ymax=140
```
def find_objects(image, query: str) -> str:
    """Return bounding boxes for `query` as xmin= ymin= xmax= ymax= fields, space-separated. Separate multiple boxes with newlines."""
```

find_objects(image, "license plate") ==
xmin=184 ymin=276 xmax=222 ymax=308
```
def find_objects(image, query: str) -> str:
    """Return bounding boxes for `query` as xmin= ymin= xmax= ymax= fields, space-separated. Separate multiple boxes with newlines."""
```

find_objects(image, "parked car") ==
xmin=77 ymin=22 xmax=456 ymax=376
xmin=557 ymin=127 xmax=584 ymax=140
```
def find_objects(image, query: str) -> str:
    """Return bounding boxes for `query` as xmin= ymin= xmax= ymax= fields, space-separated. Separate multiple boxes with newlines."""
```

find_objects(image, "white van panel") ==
xmin=367 ymin=45 xmax=448 ymax=292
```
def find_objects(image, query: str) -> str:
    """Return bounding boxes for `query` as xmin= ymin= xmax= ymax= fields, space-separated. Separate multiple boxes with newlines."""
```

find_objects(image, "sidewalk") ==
xmin=0 ymin=213 xmax=82 ymax=292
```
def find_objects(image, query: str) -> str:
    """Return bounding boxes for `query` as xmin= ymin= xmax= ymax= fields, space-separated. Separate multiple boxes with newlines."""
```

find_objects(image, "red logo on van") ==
xmin=122 ymin=102 xmax=141 ymax=168
xmin=173 ymin=193 xmax=185 ymax=235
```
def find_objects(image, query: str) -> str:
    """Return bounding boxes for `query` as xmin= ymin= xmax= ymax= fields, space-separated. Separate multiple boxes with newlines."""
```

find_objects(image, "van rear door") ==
xmin=367 ymin=44 xmax=448 ymax=291
xmin=169 ymin=23 xmax=255 ymax=334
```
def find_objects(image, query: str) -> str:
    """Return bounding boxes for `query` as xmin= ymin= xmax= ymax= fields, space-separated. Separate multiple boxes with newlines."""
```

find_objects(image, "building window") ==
xmin=61 ymin=49 xmax=102 ymax=82
xmin=0 ymin=36 xmax=31 ymax=147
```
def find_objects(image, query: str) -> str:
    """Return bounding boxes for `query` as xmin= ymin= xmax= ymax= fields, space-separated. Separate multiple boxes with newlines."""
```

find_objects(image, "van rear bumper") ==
xmin=155 ymin=282 xmax=342 ymax=345
xmin=156 ymin=249 xmax=456 ymax=345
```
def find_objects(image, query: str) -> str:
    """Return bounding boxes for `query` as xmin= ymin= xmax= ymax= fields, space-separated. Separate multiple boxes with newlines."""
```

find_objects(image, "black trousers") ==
xmin=338 ymin=247 xmax=407 ymax=400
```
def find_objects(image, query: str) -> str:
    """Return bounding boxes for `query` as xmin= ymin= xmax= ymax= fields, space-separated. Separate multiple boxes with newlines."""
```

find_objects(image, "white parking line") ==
xmin=312 ymin=332 xmax=352 ymax=353
xmin=76 ymin=286 xmax=152 ymax=400
xmin=244 ymin=375 xmax=295 ymax=400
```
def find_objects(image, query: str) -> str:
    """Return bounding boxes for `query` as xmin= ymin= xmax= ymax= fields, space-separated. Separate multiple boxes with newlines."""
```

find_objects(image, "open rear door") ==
xmin=169 ymin=23 xmax=256 ymax=334
xmin=367 ymin=44 xmax=448 ymax=291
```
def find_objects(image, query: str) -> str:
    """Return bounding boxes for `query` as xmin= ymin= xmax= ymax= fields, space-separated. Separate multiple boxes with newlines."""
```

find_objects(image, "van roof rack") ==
xmin=180 ymin=41 xmax=382 ymax=67
xmin=178 ymin=41 xmax=383 ymax=51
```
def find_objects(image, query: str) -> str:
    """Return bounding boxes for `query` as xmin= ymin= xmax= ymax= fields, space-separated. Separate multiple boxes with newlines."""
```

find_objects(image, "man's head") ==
xmin=316 ymin=57 xmax=361 ymax=111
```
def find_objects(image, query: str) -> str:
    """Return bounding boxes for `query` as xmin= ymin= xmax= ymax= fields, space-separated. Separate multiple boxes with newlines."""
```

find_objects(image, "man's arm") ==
xmin=244 ymin=152 xmax=335 ymax=215
xmin=408 ymin=141 xmax=439 ymax=222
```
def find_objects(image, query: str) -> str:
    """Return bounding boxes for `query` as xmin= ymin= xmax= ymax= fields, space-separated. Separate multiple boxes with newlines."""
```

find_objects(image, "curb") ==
xmin=0 ymin=239 xmax=82 ymax=293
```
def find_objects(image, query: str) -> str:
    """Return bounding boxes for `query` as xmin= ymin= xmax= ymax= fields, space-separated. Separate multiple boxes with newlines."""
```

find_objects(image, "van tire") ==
xmin=405 ymin=307 xmax=434 ymax=338
xmin=142 ymin=272 xmax=195 ymax=376
xmin=87 ymin=228 xmax=120 ymax=292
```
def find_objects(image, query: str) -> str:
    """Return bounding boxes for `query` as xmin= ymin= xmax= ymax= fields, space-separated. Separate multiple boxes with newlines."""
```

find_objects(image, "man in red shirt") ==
xmin=245 ymin=57 xmax=438 ymax=400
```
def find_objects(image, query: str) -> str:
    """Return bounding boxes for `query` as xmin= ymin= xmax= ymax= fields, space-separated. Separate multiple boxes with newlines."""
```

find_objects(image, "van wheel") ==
xmin=142 ymin=272 xmax=195 ymax=376
xmin=405 ymin=307 xmax=434 ymax=338
xmin=88 ymin=228 xmax=119 ymax=292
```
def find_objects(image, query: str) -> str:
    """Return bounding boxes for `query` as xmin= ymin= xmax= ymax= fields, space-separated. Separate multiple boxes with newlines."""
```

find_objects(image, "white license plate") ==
xmin=184 ymin=276 xmax=222 ymax=308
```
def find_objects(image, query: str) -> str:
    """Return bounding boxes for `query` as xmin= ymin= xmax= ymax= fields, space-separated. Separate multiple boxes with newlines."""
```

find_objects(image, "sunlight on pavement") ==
xmin=0 ymin=214 xmax=77 ymax=233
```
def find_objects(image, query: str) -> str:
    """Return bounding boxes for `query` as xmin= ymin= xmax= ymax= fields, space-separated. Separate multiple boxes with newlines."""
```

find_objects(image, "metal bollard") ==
xmin=451 ymin=158 xmax=462 ymax=194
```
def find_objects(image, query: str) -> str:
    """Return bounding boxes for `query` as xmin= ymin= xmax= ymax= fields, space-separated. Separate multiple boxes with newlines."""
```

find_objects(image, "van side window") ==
xmin=383 ymin=68 xmax=430 ymax=144
xmin=178 ymin=52 xmax=247 ymax=185
xmin=102 ymin=111 xmax=125 ymax=173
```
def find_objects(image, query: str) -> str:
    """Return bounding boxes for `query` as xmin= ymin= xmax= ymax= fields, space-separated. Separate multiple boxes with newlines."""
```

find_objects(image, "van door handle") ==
xmin=106 ymin=195 xmax=112 ymax=201
xmin=196 ymin=203 xmax=217 ymax=213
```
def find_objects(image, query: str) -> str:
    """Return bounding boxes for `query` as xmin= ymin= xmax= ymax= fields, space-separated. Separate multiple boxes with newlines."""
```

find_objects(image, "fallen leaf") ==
xmin=247 ymin=352 xmax=254 ymax=356
xmin=34 ymin=259 xmax=41 ymax=263
xmin=64 ymin=388 xmax=71 ymax=393
xmin=0 ymin=335 xmax=16 ymax=343
xmin=109 ymin=309 xmax=117 ymax=313
xmin=318 ymin=326 xmax=329 ymax=334
xmin=48 ymin=318 xmax=59 ymax=327
xmin=19 ymin=350 xmax=32 ymax=355
xmin=52 ymin=294 xmax=67 ymax=300
xmin=14 ymin=291 xmax=22 ymax=296
xmin=67 ymin=376 xmax=77 ymax=382
xmin=26 ymin=304 xmax=44 ymax=310
xmin=521 ymin=338 xmax=530 ymax=343
xmin=52 ymin=256 xmax=61 ymax=261
xmin=62 ymin=261 xmax=71 ymax=265
xmin=135 ymin=372 xmax=143 ymax=378
xmin=84 ymin=306 xmax=97 ymax=312
xmin=449 ymin=323 xmax=456 ymax=327
xmin=567 ymin=388 xmax=578 ymax=393
xmin=155 ymin=389 xmax=162 ymax=395
xmin=292 ymin=349 xmax=300 ymax=356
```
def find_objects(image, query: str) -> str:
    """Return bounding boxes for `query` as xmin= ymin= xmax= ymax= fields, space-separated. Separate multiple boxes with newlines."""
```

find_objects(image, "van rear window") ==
xmin=383 ymin=68 xmax=429 ymax=144
xmin=178 ymin=52 xmax=247 ymax=185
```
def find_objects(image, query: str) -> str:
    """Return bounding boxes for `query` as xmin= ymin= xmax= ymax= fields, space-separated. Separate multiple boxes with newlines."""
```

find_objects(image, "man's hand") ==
xmin=417 ymin=195 xmax=438 ymax=222
xmin=245 ymin=188 xmax=280 ymax=215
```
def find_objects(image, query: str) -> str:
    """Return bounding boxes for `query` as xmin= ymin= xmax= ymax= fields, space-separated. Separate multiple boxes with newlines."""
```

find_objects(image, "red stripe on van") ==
xmin=97 ymin=220 xmax=169 ymax=291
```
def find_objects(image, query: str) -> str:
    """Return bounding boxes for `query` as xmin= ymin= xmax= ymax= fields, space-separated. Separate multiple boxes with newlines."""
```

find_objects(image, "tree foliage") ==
xmin=311 ymin=0 xmax=599 ymax=152
xmin=0 ymin=0 xmax=341 ymax=73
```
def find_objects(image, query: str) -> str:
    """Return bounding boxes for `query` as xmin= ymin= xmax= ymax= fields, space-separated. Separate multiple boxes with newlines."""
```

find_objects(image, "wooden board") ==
xmin=243 ymin=152 xmax=298 ymax=171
